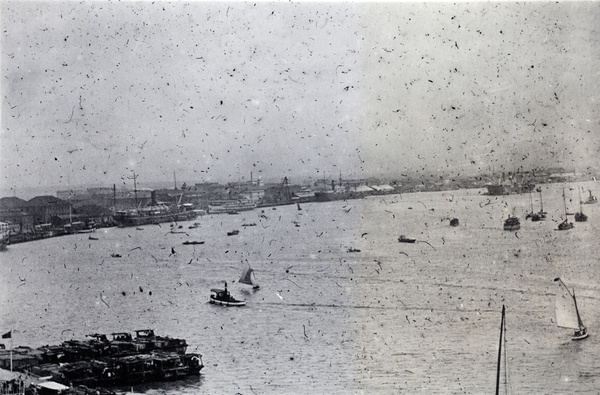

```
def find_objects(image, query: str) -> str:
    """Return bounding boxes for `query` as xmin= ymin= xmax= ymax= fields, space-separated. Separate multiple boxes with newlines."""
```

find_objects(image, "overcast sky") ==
xmin=2 ymin=1 xmax=599 ymax=194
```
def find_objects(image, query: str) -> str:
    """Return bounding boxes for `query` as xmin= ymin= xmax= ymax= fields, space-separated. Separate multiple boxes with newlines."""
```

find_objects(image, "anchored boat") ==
xmin=398 ymin=235 xmax=416 ymax=243
xmin=503 ymin=215 xmax=520 ymax=231
xmin=574 ymin=188 xmax=588 ymax=222
xmin=557 ymin=188 xmax=574 ymax=230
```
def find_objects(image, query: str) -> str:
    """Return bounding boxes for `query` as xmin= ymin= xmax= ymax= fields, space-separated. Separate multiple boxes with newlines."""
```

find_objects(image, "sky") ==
xmin=1 ymin=1 xmax=600 ymax=195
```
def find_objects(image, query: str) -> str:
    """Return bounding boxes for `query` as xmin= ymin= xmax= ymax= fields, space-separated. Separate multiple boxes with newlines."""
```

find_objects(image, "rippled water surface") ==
xmin=1 ymin=182 xmax=599 ymax=394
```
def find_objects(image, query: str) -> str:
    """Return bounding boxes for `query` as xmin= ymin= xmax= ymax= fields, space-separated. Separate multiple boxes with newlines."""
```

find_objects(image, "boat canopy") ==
xmin=36 ymin=381 xmax=70 ymax=391
xmin=135 ymin=329 xmax=156 ymax=338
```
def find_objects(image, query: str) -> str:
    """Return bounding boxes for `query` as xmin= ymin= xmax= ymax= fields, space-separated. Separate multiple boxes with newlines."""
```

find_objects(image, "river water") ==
xmin=1 ymin=182 xmax=599 ymax=394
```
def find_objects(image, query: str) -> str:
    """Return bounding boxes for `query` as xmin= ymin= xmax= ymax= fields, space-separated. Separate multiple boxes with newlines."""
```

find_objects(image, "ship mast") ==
xmin=495 ymin=304 xmax=505 ymax=395
xmin=128 ymin=171 xmax=139 ymax=208
xmin=562 ymin=188 xmax=567 ymax=219
xmin=572 ymin=289 xmax=584 ymax=329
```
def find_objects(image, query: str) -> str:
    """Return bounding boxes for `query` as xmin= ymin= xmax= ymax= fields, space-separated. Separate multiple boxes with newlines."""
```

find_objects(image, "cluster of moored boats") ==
xmin=504 ymin=187 xmax=596 ymax=231
xmin=0 ymin=330 xmax=203 ymax=393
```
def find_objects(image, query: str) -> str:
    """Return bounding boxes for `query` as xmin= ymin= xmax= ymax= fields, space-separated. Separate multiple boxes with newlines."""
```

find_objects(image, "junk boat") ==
xmin=503 ymin=216 xmax=520 ymax=231
xmin=210 ymin=282 xmax=246 ymax=306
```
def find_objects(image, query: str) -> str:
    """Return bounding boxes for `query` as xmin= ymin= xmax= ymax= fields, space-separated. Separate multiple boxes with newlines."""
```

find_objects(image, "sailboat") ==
xmin=574 ymin=188 xmax=588 ymax=222
xmin=584 ymin=189 xmax=597 ymax=204
xmin=239 ymin=262 xmax=260 ymax=289
xmin=557 ymin=188 xmax=574 ymax=230
xmin=525 ymin=191 xmax=545 ymax=221
xmin=536 ymin=188 xmax=547 ymax=220
xmin=554 ymin=277 xmax=588 ymax=340
xmin=495 ymin=305 xmax=509 ymax=395
xmin=526 ymin=192 xmax=536 ymax=221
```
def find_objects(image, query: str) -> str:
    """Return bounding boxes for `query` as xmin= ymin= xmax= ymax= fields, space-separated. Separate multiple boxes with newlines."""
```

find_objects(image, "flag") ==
xmin=1 ymin=331 xmax=11 ymax=339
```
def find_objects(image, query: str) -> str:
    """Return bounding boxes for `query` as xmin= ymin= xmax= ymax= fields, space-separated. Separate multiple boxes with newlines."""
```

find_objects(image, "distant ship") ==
xmin=208 ymin=199 xmax=257 ymax=214
xmin=114 ymin=206 xmax=198 ymax=227
xmin=114 ymin=173 xmax=198 ymax=227
xmin=486 ymin=183 xmax=535 ymax=196
xmin=485 ymin=171 xmax=535 ymax=196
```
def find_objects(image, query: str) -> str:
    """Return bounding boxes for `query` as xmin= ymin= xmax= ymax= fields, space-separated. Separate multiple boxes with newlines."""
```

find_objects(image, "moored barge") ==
xmin=0 ymin=330 xmax=203 ymax=392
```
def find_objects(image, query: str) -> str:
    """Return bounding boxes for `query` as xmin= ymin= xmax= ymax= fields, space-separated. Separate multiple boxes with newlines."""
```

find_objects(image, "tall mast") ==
xmin=562 ymin=188 xmax=567 ymax=218
xmin=133 ymin=171 xmax=138 ymax=206
xmin=496 ymin=304 xmax=505 ymax=395
xmin=128 ymin=171 xmax=139 ymax=208
xmin=539 ymin=189 xmax=544 ymax=212
xmin=572 ymin=290 xmax=584 ymax=329
xmin=529 ymin=191 xmax=534 ymax=213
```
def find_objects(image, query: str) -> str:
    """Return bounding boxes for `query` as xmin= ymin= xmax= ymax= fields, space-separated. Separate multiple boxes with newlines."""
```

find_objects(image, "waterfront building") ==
xmin=26 ymin=196 xmax=71 ymax=224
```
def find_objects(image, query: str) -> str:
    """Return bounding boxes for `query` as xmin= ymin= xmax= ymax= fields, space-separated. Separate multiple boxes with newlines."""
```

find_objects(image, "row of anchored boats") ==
xmin=0 ymin=330 xmax=203 ymax=393
xmin=504 ymin=187 xmax=595 ymax=231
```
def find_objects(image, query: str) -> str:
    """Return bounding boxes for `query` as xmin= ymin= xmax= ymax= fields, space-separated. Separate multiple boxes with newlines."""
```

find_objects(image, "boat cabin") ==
xmin=135 ymin=330 xmax=156 ymax=339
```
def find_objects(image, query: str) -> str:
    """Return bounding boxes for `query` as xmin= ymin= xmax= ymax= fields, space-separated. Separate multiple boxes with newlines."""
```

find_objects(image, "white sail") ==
xmin=555 ymin=287 xmax=579 ymax=329
xmin=239 ymin=266 xmax=259 ymax=288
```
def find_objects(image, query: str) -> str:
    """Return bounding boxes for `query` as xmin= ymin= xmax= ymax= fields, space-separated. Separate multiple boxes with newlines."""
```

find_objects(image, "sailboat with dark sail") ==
xmin=554 ymin=277 xmax=588 ymax=340
xmin=557 ymin=188 xmax=574 ymax=230
xmin=239 ymin=262 xmax=260 ymax=289
xmin=574 ymin=188 xmax=588 ymax=222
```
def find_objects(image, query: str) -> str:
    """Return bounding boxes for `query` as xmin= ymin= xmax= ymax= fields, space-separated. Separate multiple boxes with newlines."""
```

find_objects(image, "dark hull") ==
xmin=314 ymin=191 xmax=366 ymax=202
xmin=55 ymin=352 xmax=203 ymax=389
xmin=2 ymin=331 xmax=203 ymax=392
xmin=557 ymin=220 xmax=574 ymax=230
xmin=486 ymin=184 xmax=535 ymax=196
xmin=115 ymin=211 xmax=198 ymax=227
xmin=209 ymin=296 xmax=246 ymax=306
xmin=503 ymin=218 xmax=521 ymax=231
